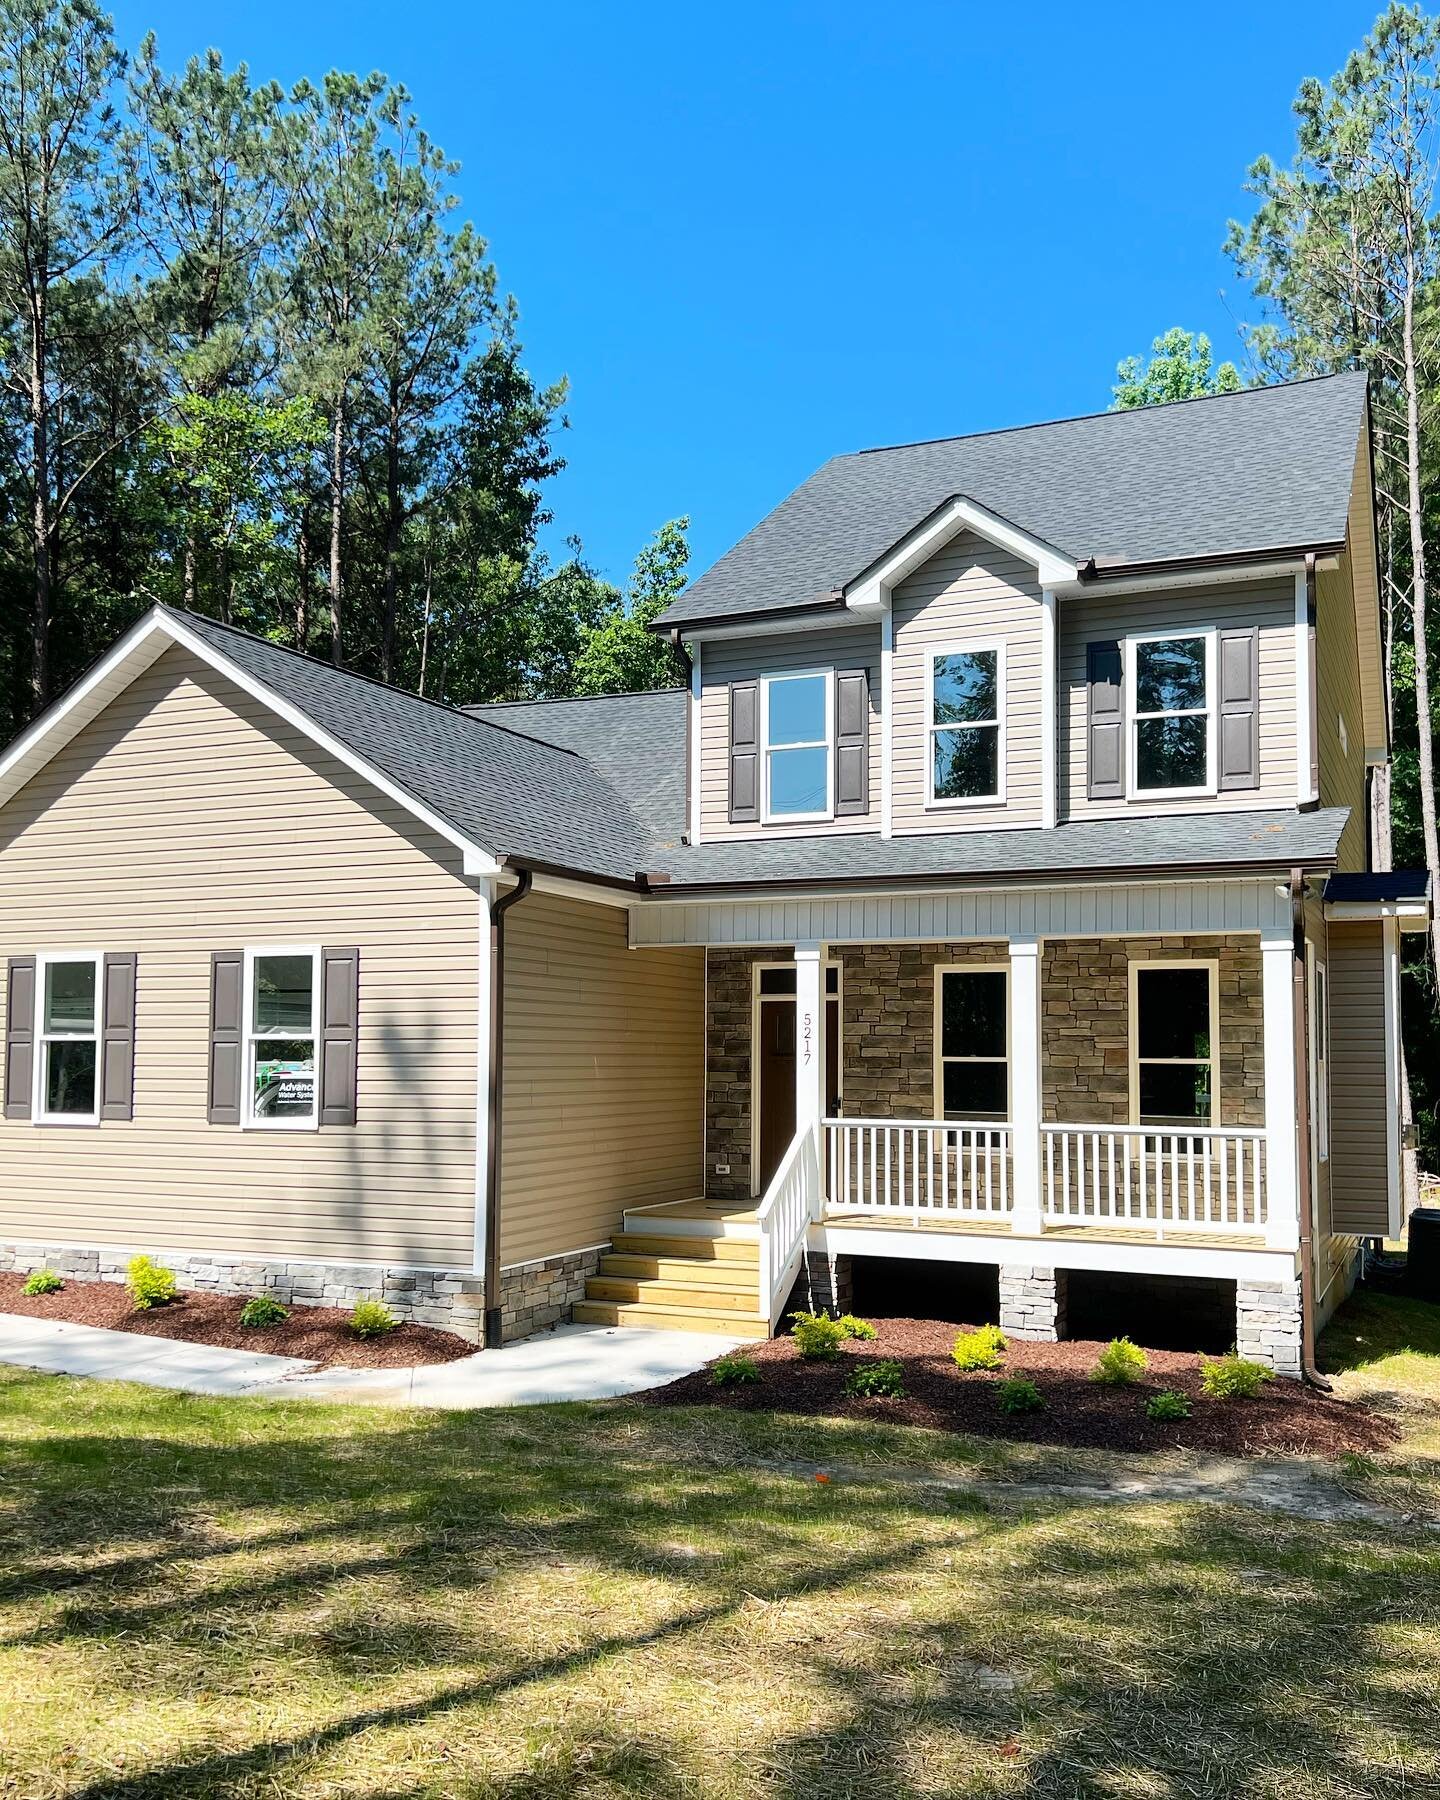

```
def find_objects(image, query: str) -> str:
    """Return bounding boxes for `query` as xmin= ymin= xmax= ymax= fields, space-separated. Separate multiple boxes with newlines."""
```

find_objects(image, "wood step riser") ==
xmin=586 ymin=1278 xmax=759 ymax=1311
xmin=574 ymin=1300 xmax=768 ymax=1339
xmin=599 ymin=1254 xmax=758 ymax=1289
xmin=611 ymin=1232 xmax=760 ymax=1263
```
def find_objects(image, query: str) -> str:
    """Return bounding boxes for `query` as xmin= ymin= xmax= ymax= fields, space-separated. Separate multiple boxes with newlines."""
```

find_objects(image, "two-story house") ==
xmin=0 ymin=372 xmax=1427 ymax=1373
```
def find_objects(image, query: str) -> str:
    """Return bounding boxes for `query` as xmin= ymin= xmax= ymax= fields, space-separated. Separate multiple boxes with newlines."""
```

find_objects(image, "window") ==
xmin=34 ymin=953 xmax=101 ymax=1123
xmin=1129 ymin=632 xmax=1214 ymax=794
xmin=934 ymin=967 xmax=1008 ymax=1120
xmin=1130 ymin=961 xmax=1217 ymax=1127
xmin=929 ymin=646 xmax=1002 ymax=804
xmin=1312 ymin=957 xmax=1330 ymax=1163
xmin=244 ymin=948 xmax=318 ymax=1127
xmin=762 ymin=672 xmax=831 ymax=820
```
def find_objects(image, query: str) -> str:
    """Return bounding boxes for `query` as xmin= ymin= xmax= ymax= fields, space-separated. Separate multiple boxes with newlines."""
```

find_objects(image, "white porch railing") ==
xmin=756 ymin=1117 xmax=823 ymax=1328
xmin=1041 ymin=1125 xmax=1267 ymax=1236
xmin=824 ymin=1118 xmax=1012 ymax=1223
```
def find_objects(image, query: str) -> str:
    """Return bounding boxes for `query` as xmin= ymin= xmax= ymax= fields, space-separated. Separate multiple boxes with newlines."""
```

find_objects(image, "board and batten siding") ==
xmin=0 ymin=645 xmax=481 ymax=1269
xmin=1326 ymin=920 xmax=1391 ymax=1237
xmin=890 ymin=531 xmax=1044 ymax=832
xmin=1059 ymin=578 xmax=1296 ymax=819
xmin=500 ymin=891 xmax=704 ymax=1266
xmin=1316 ymin=548 xmax=1367 ymax=872
xmin=697 ymin=626 xmax=881 ymax=840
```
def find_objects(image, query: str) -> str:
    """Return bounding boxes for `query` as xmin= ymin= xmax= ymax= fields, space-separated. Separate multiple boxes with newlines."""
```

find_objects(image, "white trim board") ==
xmin=845 ymin=494 xmax=1076 ymax=612
xmin=0 ymin=608 xmax=503 ymax=880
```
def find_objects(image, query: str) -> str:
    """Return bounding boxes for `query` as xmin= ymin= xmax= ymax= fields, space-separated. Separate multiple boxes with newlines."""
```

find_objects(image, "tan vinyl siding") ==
xmin=500 ymin=891 xmax=703 ymax=1264
xmin=1059 ymin=578 xmax=1296 ymax=819
xmin=1316 ymin=547 xmax=1367 ymax=871
xmin=0 ymin=645 xmax=480 ymax=1268
xmin=891 ymin=532 xmax=1043 ymax=832
xmin=697 ymin=626 xmax=881 ymax=840
xmin=1327 ymin=920 xmax=1391 ymax=1236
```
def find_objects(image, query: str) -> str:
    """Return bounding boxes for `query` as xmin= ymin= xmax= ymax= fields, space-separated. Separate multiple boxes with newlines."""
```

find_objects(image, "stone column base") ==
xmin=999 ymin=1265 xmax=1068 ymax=1341
xmin=804 ymin=1250 xmax=854 ymax=1315
xmin=1235 ymin=1277 xmax=1303 ymax=1378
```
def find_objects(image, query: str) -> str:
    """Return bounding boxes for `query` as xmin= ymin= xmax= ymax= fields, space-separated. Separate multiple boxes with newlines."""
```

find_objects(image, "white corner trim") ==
xmin=474 ymin=879 xmax=495 ymax=1273
xmin=1040 ymin=589 xmax=1058 ymax=829
xmin=845 ymin=495 xmax=1076 ymax=612
xmin=880 ymin=607 xmax=894 ymax=839
xmin=1295 ymin=570 xmax=1317 ymax=806
xmin=689 ymin=638 xmax=703 ymax=844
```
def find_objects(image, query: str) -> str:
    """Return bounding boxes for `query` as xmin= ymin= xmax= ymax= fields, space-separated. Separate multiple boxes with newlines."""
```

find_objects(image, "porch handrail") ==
xmin=823 ymin=1117 xmax=1013 ymax=1222
xmin=755 ymin=1117 xmax=823 ymax=1328
xmin=1041 ymin=1123 xmax=1267 ymax=1236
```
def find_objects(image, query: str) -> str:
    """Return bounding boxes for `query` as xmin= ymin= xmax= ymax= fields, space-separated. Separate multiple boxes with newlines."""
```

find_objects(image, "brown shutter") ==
xmin=1086 ymin=640 xmax=1125 ymax=799
xmin=728 ymin=679 xmax=760 ymax=823
xmin=834 ymin=668 xmax=870 ymax=816
xmin=318 ymin=946 xmax=359 ymax=1126
xmin=1217 ymin=627 xmax=1260 ymax=792
xmin=208 ymin=951 xmax=244 ymax=1124
xmin=100 ymin=952 xmax=137 ymax=1121
xmin=5 ymin=957 xmax=35 ymax=1119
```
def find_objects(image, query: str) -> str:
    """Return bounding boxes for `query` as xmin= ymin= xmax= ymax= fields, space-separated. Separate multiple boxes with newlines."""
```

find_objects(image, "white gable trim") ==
xmin=0 ymin=608 xmax=503 ymax=878
xmin=845 ymin=495 xmax=1077 ymax=613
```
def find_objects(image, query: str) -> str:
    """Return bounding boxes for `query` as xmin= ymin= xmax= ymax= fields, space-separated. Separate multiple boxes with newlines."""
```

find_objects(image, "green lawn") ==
xmin=0 ymin=1292 xmax=1438 ymax=1799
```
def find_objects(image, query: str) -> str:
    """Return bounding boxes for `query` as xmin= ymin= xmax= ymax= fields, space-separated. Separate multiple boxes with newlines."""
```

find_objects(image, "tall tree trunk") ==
xmin=27 ymin=294 xmax=51 ymax=717
xmin=183 ymin=529 xmax=197 ymax=610
xmin=1401 ymin=277 xmax=1440 ymax=980
xmin=418 ymin=547 xmax=433 ymax=696
xmin=328 ymin=393 xmax=345 ymax=666
xmin=381 ymin=378 xmax=401 ymax=684
xmin=296 ymin=508 xmax=310 ymax=651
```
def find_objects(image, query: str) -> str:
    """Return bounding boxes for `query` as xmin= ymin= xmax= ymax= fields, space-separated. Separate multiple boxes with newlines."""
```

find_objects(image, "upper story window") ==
xmin=1129 ymin=632 xmax=1215 ymax=795
xmin=244 ymin=947 xmax=319 ymax=1127
xmin=35 ymin=953 xmax=101 ymax=1123
xmin=929 ymin=645 xmax=1003 ymax=806
xmin=762 ymin=672 xmax=831 ymax=821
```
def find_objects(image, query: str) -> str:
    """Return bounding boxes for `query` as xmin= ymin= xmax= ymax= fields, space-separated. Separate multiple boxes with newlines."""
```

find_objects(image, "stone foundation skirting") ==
xmin=0 ymin=1241 xmax=606 ymax=1347
xmin=802 ymin=1249 xmax=854 ymax=1316
xmin=1235 ymin=1277 xmax=1303 ymax=1379
xmin=999 ymin=1265 xmax=1068 ymax=1341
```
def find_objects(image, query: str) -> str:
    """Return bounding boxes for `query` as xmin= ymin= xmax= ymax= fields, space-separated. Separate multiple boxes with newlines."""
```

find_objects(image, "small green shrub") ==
xmin=1145 ymin=1389 xmax=1193 ymax=1421
xmin=790 ymin=1310 xmax=848 ymax=1360
xmin=1200 ymin=1353 xmax=1275 ymax=1400
xmin=712 ymin=1353 xmax=759 ymax=1387
xmin=1091 ymin=1336 xmax=1149 ymax=1386
xmin=125 ymin=1255 xmax=177 ymax=1310
xmin=996 ymin=1375 xmax=1043 ymax=1415
xmin=239 ymin=1295 xmax=289 ymax=1329
xmin=844 ymin=1359 xmax=906 ymax=1399
xmin=951 ymin=1324 xmax=1007 ymax=1372
xmin=348 ymin=1299 xmax=398 ymax=1338
xmin=20 ymin=1268 xmax=63 ymax=1296
xmin=835 ymin=1314 xmax=878 ymax=1342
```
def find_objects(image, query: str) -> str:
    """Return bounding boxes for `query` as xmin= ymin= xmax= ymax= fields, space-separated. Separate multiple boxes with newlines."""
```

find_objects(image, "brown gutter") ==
xmin=1076 ymin=540 xmax=1345 ymax=584
xmin=645 ymin=594 xmax=847 ymax=636
xmin=1290 ymin=867 xmax=1333 ymax=1391
xmin=483 ymin=867 xmax=534 ymax=1349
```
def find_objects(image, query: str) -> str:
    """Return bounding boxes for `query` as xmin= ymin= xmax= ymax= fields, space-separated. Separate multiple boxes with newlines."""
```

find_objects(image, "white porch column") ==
xmin=1261 ymin=929 xmax=1300 ymax=1252
xmin=473 ymin=877 xmax=496 ymax=1274
xmin=793 ymin=941 xmax=827 ymax=1137
xmin=1009 ymin=935 xmax=1043 ymax=1235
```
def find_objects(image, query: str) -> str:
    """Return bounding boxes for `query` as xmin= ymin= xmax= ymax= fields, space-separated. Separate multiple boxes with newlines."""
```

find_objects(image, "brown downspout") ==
xmin=670 ymin=629 xmax=694 ymax=844
xmin=484 ymin=867 xmax=534 ymax=1348
xmin=1290 ymin=867 xmax=1333 ymax=1390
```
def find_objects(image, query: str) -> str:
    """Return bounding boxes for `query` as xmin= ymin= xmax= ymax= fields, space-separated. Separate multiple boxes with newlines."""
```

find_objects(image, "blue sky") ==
xmin=111 ymin=0 xmax=1380 ymax=590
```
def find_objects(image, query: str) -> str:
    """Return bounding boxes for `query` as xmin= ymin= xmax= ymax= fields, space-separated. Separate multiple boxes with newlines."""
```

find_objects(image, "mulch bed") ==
xmin=640 ymin=1316 xmax=1398 ymax=1457
xmin=0 ymin=1272 xmax=475 ymax=1369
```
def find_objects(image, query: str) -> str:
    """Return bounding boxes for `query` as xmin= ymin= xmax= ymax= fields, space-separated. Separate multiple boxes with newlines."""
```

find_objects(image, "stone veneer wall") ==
xmin=705 ymin=934 xmax=1265 ymax=1199
xmin=0 ymin=1240 xmax=603 ymax=1345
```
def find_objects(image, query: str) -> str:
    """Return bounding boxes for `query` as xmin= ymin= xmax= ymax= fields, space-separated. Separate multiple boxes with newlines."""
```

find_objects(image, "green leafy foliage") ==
xmin=996 ymin=1376 xmax=1044 ymax=1415
xmin=1200 ymin=1354 xmax=1276 ymax=1400
xmin=951 ymin=1325 xmax=1008 ymax=1372
xmin=20 ymin=1269 xmax=64 ymax=1296
xmin=835 ymin=1315 xmax=878 ymax=1342
xmin=790 ymin=1310 xmax=848 ymax=1361
xmin=1111 ymin=328 xmax=1243 ymax=410
xmin=1146 ymin=1389 xmax=1194 ymax=1421
xmin=239 ymin=1295 xmax=289 ymax=1329
xmin=711 ymin=1353 xmax=759 ymax=1387
xmin=1091 ymin=1337 xmax=1149 ymax=1386
xmin=348 ymin=1299 xmax=398 ymax=1338
xmin=844 ymin=1359 xmax=906 ymax=1399
xmin=125 ymin=1256 xmax=177 ymax=1310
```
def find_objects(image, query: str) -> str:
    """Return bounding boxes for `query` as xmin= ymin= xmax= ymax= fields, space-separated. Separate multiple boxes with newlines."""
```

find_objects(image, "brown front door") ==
xmin=756 ymin=993 xmax=842 ymax=1194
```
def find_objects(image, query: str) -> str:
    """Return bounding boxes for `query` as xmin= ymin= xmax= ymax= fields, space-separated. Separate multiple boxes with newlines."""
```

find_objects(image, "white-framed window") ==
xmin=1129 ymin=959 xmax=1219 ymax=1127
xmin=1126 ymin=629 xmax=1216 ymax=797
xmin=33 ymin=951 xmax=102 ymax=1125
xmin=761 ymin=670 xmax=832 ymax=821
xmin=933 ymin=965 xmax=1009 ymax=1120
xmin=243 ymin=946 xmax=319 ymax=1129
xmin=927 ymin=643 xmax=1004 ymax=806
xmin=1311 ymin=953 xmax=1330 ymax=1163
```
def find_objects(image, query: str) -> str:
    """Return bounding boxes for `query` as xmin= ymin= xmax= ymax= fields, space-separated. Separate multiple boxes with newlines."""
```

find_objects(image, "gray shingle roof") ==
xmin=467 ymin=688 xmax=687 ymax=845
xmin=649 ymin=808 xmax=1349 ymax=889
xmin=170 ymin=608 xmax=656 ymax=882
xmin=656 ymin=373 xmax=1368 ymax=628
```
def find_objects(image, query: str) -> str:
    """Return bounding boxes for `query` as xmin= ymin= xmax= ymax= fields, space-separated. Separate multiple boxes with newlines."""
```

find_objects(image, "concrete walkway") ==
xmin=0 ymin=1314 xmax=741 ymax=1408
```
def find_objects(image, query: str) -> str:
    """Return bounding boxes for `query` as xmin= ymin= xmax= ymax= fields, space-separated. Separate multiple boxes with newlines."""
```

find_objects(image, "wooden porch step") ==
xmin=574 ymin=1298 xmax=768 ymax=1338
xmin=610 ymin=1231 xmax=760 ymax=1263
xmin=586 ymin=1276 xmax=760 ymax=1311
xmin=598 ymin=1253 xmax=758 ymax=1291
